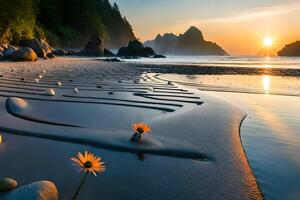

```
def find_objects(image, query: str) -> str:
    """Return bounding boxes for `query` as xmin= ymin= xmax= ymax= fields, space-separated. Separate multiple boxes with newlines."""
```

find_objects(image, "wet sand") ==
xmin=0 ymin=58 xmax=263 ymax=199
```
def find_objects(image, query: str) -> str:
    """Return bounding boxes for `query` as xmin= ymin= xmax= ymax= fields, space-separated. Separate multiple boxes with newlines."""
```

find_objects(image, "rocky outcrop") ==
xmin=144 ymin=26 xmax=228 ymax=55
xmin=80 ymin=35 xmax=104 ymax=56
xmin=2 ymin=181 xmax=58 ymax=200
xmin=11 ymin=48 xmax=38 ymax=61
xmin=278 ymin=41 xmax=300 ymax=56
xmin=19 ymin=39 xmax=53 ymax=58
xmin=0 ymin=178 xmax=18 ymax=191
xmin=117 ymin=40 xmax=156 ymax=57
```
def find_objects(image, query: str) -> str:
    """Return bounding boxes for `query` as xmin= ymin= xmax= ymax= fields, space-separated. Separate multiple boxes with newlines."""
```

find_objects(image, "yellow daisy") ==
xmin=71 ymin=151 xmax=105 ymax=176
xmin=132 ymin=123 xmax=151 ymax=134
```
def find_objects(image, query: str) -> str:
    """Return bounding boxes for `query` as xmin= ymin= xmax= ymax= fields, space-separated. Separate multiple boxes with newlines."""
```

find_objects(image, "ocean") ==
xmin=125 ymin=55 xmax=300 ymax=200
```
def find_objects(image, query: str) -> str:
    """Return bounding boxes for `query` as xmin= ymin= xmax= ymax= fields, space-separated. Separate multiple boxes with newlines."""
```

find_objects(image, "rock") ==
xmin=144 ymin=26 xmax=228 ymax=55
xmin=80 ymin=35 xmax=104 ymax=56
xmin=143 ymin=47 xmax=155 ymax=56
xmin=0 ymin=178 xmax=18 ymax=191
xmin=11 ymin=48 xmax=38 ymax=61
xmin=56 ymin=81 xmax=61 ymax=86
xmin=121 ymin=56 xmax=139 ymax=59
xmin=117 ymin=40 xmax=156 ymax=57
xmin=0 ymin=134 xmax=2 ymax=143
xmin=0 ymin=52 xmax=4 ymax=60
xmin=104 ymin=48 xmax=115 ymax=57
xmin=102 ymin=58 xmax=122 ymax=62
xmin=153 ymin=54 xmax=166 ymax=58
xmin=3 ymin=47 xmax=17 ymax=59
xmin=47 ymin=53 xmax=56 ymax=59
xmin=46 ymin=88 xmax=55 ymax=96
xmin=278 ymin=41 xmax=300 ymax=56
xmin=3 ymin=181 xmax=58 ymax=200
xmin=18 ymin=39 xmax=52 ymax=58
xmin=73 ymin=88 xmax=79 ymax=94
xmin=34 ymin=79 xmax=39 ymax=84
xmin=117 ymin=40 xmax=155 ymax=57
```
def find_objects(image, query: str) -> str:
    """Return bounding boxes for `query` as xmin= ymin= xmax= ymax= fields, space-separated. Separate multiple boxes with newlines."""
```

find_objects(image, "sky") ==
xmin=111 ymin=0 xmax=300 ymax=55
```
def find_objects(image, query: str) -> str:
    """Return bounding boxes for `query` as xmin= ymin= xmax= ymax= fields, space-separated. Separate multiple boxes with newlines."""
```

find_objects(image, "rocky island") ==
xmin=144 ymin=26 xmax=228 ymax=55
xmin=278 ymin=41 xmax=300 ymax=56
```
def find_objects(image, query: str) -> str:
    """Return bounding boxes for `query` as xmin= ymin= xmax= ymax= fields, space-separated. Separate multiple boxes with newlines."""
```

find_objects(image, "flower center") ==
xmin=136 ymin=127 xmax=144 ymax=134
xmin=84 ymin=161 xmax=92 ymax=168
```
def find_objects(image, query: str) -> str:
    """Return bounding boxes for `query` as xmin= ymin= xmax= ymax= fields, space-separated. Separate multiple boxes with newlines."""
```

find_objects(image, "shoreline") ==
xmin=136 ymin=63 xmax=300 ymax=76
xmin=0 ymin=58 xmax=263 ymax=199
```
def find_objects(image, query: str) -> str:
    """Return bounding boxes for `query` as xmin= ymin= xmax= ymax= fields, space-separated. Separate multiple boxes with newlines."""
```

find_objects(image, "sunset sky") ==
xmin=112 ymin=0 xmax=300 ymax=55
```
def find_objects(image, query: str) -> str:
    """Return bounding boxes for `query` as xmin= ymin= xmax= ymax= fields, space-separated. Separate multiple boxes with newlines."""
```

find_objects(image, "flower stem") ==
xmin=72 ymin=172 xmax=88 ymax=200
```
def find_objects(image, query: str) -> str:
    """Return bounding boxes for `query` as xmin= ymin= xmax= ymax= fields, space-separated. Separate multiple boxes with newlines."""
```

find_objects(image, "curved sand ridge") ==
xmin=0 ymin=58 xmax=263 ymax=200
xmin=5 ymin=97 xmax=208 ymax=160
xmin=0 ymin=59 xmax=212 ymax=160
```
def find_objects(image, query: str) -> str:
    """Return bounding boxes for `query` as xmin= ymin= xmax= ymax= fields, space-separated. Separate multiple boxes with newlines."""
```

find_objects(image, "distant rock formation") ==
xmin=117 ymin=40 xmax=156 ymax=57
xmin=278 ymin=41 xmax=300 ymax=56
xmin=144 ymin=26 xmax=228 ymax=55
xmin=80 ymin=35 xmax=104 ymax=57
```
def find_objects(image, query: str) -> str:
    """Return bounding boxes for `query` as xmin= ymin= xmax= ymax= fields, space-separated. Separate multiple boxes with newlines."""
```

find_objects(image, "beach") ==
xmin=0 ymin=57 xmax=263 ymax=199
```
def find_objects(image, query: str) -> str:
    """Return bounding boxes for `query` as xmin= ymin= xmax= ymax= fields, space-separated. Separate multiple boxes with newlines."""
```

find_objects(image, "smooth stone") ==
xmin=56 ymin=81 xmax=61 ymax=86
xmin=73 ymin=88 xmax=79 ymax=94
xmin=0 ymin=178 xmax=18 ymax=191
xmin=3 ymin=181 xmax=58 ymax=200
xmin=6 ymin=97 xmax=28 ymax=113
xmin=46 ymin=88 xmax=55 ymax=96
xmin=38 ymin=75 xmax=43 ymax=79
xmin=11 ymin=47 xmax=38 ymax=61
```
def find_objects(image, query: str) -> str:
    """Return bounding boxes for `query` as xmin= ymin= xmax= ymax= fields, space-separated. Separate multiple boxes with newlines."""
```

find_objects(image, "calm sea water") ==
xmin=122 ymin=55 xmax=300 ymax=69
xmin=129 ymin=56 xmax=300 ymax=200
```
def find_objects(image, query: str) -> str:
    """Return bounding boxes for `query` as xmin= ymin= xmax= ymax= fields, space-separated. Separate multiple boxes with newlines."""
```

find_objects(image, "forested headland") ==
xmin=0 ymin=0 xmax=136 ymax=48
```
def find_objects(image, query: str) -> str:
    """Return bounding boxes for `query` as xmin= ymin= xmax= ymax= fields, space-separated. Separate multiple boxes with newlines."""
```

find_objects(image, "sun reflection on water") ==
xmin=262 ymin=75 xmax=270 ymax=93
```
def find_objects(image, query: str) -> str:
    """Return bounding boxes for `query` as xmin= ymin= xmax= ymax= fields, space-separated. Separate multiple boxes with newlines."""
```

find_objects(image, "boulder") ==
xmin=3 ymin=47 xmax=17 ymax=59
xmin=0 ymin=178 xmax=18 ymax=191
xmin=19 ymin=39 xmax=53 ymax=58
xmin=11 ymin=48 xmax=38 ymax=61
xmin=3 ymin=181 xmax=58 ymax=200
xmin=117 ymin=40 xmax=156 ymax=57
xmin=80 ymin=35 xmax=104 ymax=56
xmin=47 ymin=53 xmax=56 ymax=59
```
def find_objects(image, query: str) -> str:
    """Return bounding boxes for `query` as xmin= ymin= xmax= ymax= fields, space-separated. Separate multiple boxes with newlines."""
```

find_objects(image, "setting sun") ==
xmin=263 ymin=37 xmax=273 ymax=48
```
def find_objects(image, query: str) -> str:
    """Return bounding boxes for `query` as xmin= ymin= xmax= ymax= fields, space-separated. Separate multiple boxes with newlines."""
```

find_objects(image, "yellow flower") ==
xmin=71 ymin=151 xmax=105 ymax=176
xmin=132 ymin=123 xmax=151 ymax=134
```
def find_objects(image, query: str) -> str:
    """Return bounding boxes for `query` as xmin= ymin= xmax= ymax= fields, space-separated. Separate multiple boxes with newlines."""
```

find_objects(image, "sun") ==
xmin=263 ymin=37 xmax=273 ymax=48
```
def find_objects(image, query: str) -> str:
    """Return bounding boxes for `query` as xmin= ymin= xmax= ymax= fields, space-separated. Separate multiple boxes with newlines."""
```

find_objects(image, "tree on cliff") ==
xmin=0 ymin=0 xmax=136 ymax=48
